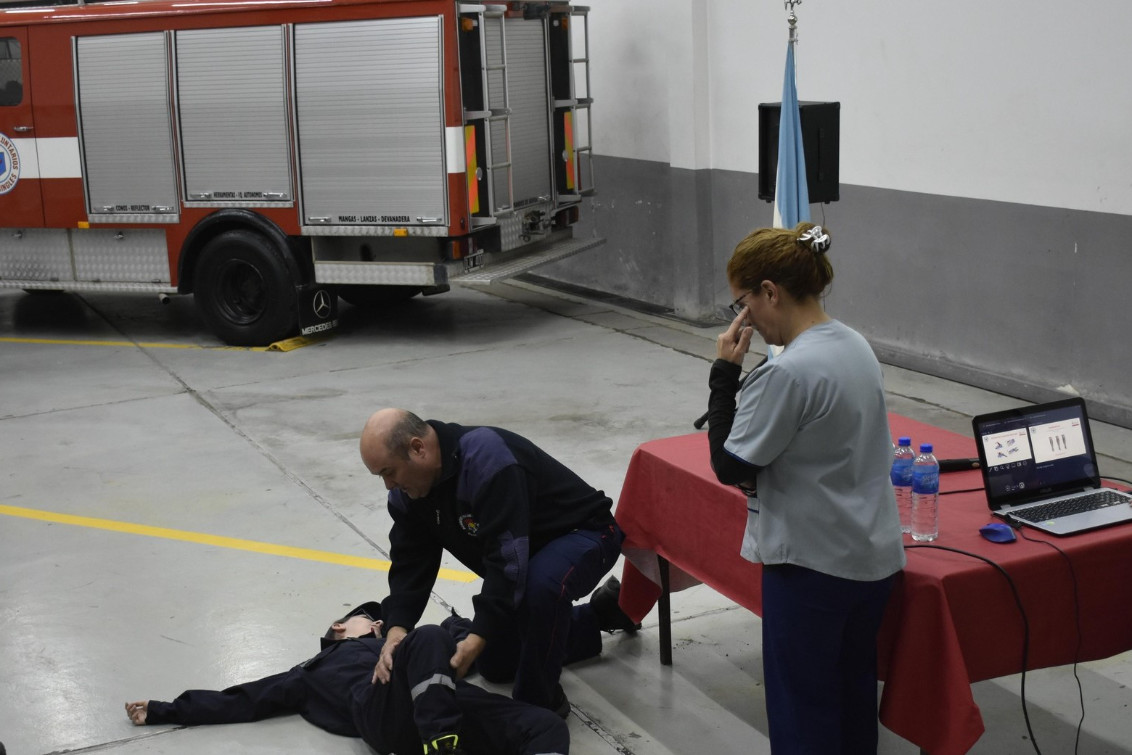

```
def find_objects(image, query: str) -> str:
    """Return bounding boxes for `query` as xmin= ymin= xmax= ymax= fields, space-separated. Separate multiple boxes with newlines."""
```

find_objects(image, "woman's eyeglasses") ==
xmin=729 ymin=291 xmax=753 ymax=317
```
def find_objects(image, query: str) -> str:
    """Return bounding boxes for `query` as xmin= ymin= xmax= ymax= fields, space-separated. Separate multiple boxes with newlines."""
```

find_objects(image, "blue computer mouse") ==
xmin=979 ymin=522 xmax=1017 ymax=543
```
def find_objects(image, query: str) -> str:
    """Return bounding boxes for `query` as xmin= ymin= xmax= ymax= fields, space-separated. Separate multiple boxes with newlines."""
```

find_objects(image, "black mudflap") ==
xmin=297 ymin=284 xmax=339 ymax=337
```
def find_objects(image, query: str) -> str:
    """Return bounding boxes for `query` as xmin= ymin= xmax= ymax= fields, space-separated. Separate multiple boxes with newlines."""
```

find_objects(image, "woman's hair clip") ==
xmin=798 ymin=225 xmax=831 ymax=254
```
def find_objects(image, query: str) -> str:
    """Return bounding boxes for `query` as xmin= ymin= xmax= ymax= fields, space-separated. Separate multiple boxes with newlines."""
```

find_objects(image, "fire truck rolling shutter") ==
xmin=175 ymin=26 xmax=292 ymax=203
xmin=75 ymin=33 xmax=178 ymax=218
xmin=293 ymin=17 xmax=446 ymax=227
xmin=485 ymin=18 xmax=551 ymax=212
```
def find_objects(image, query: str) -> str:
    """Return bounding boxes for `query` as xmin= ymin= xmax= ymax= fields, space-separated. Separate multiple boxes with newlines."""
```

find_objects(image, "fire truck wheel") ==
xmin=193 ymin=230 xmax=298 ymax=346
xmin=335 ymin=285 xmax=421 ymax=309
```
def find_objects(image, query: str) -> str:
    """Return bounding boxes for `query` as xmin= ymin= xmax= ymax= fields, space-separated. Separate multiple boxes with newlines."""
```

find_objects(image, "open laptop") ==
xmin=972 ymin=397 xmax=1132 ymax=536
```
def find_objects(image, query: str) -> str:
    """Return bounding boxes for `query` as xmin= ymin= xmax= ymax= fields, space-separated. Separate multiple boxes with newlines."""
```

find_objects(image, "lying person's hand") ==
xmin=125 ymin=701 xmax=148 ymax=725
xmin=450 ymin=633 xmax=485 ymax=680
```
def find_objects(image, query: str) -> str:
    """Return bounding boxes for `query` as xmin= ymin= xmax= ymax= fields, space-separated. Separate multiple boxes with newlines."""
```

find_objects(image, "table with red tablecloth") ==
xmin=615 ymin=414 xmax=1132 ymax=755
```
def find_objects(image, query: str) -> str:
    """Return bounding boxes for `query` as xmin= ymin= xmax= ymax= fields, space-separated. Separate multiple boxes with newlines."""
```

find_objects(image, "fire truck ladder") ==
xmin=474 ymin=5 xmax=515 ymax=219
xmin=564 ymin=5 xmax=595 ymax=197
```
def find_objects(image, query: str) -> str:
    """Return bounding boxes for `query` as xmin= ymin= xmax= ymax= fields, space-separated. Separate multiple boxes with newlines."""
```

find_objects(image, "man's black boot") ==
xmin=589 ymin=576 xmax=642 ymax=634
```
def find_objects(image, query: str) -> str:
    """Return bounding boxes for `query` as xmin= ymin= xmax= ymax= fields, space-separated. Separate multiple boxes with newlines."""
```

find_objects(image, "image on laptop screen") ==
xmin=974 ymin=398 xmax=1100 ymax=508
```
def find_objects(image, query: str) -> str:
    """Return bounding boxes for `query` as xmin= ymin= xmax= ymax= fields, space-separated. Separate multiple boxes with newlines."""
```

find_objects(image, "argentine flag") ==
xmin=772 ymin=42 xmax=810 ymax=230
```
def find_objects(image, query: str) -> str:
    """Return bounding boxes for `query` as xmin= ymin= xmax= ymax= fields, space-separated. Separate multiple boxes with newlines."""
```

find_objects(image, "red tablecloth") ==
xmin=616 ymin=414 xmax=1132 ymax=755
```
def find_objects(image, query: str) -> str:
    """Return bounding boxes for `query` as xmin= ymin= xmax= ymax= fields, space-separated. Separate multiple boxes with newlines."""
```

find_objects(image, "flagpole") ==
xmin=766 ymin=1 xmax=809 ymax=362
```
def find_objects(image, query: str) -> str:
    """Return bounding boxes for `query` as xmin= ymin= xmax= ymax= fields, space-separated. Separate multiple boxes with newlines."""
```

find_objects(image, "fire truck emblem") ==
xmin=458 ymin=513 xmax=480 ymax=536
xmin=0 ymin=133 xmax=19 ymax=195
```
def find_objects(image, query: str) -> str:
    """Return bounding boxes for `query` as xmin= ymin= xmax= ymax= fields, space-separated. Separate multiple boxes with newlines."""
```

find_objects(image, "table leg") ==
xmin=658 ymin=554 xmax=672 ymax=666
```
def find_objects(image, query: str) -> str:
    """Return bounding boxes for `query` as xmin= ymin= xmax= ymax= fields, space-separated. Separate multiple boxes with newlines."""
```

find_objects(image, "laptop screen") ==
xmin=972 ymin=397 xmax=1100 ymax=509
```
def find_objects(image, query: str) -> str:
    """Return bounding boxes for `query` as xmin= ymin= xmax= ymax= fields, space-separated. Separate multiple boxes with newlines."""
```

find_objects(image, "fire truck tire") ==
xmin=193 ymin=230 xmax=298 ymax=346
xmin=335 ymin=284 xmax=421 ymax=309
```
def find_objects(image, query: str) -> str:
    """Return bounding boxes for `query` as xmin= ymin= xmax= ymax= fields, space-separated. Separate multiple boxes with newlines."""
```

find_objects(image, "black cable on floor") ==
xmin=1011 ymin=524 xmax=1086 ymax=754
xmin=904 ymin=543 xmax=1042 ymax=755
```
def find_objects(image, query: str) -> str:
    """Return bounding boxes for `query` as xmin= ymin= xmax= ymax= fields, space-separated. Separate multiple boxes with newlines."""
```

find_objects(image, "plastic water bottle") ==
xmin=911 ymin=443 xmax=940 ymax=542
xmin=890 ymin=437 xmax=915 ymax=534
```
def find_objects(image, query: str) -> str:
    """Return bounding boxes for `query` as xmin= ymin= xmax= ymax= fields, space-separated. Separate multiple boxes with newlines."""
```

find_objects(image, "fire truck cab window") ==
xmin=0 ymin=37 xmax=22 ymax=106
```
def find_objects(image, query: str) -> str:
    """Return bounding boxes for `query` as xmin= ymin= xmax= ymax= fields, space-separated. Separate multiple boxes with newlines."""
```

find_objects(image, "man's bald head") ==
xmin=361 ymin=408 xmax=413 ymax=460
xmin=360 ymin=409 xmax=439 ymax=499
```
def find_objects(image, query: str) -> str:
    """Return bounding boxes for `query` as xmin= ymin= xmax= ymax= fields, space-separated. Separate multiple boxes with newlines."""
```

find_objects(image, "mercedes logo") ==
xmin=312 ymin=289 xmax=332 ymax=319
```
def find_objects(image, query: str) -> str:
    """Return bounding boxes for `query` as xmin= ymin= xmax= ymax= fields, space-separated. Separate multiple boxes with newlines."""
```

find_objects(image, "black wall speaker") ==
xmin=757 ymin=101 xmax=840 ymax=204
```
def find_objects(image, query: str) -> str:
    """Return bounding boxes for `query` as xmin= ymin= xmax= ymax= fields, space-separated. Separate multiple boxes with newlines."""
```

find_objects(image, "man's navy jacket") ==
xmin=384 ymin=420 xmax=617 ymax=642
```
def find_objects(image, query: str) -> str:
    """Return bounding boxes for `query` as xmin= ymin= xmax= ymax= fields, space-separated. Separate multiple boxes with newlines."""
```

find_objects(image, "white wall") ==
xmin=591 ymin=0 xmax=1132 ymax=215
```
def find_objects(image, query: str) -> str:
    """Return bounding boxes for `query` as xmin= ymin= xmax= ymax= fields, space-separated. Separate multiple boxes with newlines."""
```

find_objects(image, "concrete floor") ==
xmin=2 ymin=281 xmax=1131 ymax=755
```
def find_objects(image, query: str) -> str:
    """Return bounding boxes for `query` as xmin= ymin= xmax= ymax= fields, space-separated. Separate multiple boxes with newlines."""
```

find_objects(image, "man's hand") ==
xmin=449 ymin=633 xmax=486 ymax=680
xmin=124 ymin=701 xmax=148 ymax=725
xmin=373 ymin=625 xmax=409 ymax=684
xmin=717 ymin=306 xmax=753 ymax=365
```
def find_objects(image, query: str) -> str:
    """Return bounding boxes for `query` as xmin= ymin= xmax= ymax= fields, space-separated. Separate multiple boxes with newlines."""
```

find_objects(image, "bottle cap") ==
xmin=898 ymin=437 xmax=911 ymax=446
xmin=920 ymin=443 xmax=933 ymax=453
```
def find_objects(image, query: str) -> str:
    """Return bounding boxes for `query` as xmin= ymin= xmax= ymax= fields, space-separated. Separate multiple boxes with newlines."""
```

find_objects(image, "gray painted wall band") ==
xmin=542 ymin=155 xmax=1132 ymax=429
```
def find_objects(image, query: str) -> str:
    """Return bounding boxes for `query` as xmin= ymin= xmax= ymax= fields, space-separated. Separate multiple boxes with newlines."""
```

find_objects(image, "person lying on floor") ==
xmin=125 ymin=601 xmax=568 ymax=755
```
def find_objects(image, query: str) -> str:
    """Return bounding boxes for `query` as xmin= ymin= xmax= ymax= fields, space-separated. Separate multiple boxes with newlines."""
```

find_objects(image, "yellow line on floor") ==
xmin=0 ymin=336 xmax=261 ymax=351
xmin=0 ymin=503 xmax=478 ymax=583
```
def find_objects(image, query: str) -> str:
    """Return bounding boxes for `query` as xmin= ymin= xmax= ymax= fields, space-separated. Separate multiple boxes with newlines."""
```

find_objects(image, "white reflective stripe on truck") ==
xmin=445 ymin=126 xmax=466 ymax=174
xmin=9 ymin=137 xmax=81 ymax=179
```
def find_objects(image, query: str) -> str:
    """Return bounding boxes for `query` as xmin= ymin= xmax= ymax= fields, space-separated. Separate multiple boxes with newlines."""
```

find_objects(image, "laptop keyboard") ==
xmin=1012 ymin=489 xmax=1131 ymax=523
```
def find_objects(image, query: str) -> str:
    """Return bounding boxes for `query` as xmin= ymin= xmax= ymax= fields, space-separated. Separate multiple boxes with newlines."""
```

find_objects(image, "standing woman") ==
xmin=707 ymin=222 xmax=906 ymax=754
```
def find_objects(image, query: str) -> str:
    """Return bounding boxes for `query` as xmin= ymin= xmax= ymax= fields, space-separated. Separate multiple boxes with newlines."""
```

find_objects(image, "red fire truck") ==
xmin=0 ymin=0 xmax=597 ymax=345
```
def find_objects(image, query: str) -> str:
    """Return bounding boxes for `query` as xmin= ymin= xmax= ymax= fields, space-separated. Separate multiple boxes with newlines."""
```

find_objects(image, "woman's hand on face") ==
xmin=717 ymin=306 xmax=753 ymax=364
